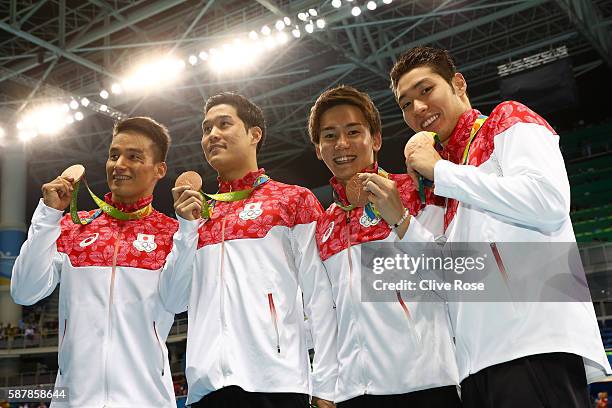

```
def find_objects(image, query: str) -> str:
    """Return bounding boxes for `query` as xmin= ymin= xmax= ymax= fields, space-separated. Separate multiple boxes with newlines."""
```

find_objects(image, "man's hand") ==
xmin=42 ymin=176 xmax=74 ymax=211
xmin=357 ymin=173 xmax=406 ymax=226
xmin=311 ymin=397 xmax=335 ymax=408
xmin=172 ymin=185 xmax=203 ymax=221
xmin=404 ymin=131 xmax=435 ymax=182
xmin=405 ymin=132 xmax=442 ymax=181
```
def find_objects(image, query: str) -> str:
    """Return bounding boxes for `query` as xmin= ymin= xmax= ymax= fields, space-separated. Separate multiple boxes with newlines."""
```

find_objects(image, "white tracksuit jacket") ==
xmin=316 ymin=170 xmax=459 ymax=403
xmin=402 ymin=101 xmax=612 ymax=383
xmin=11 ymin=195 xmax=178 ymax=407
xmin=159 ymin=169 xmax=338 ymax=405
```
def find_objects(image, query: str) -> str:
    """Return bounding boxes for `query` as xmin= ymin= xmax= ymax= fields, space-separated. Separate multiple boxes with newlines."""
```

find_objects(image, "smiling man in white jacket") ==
xmin=159 ymin=92 xmax=338 ymax=408
xmin=11 ymin=117 xmax=178 ymax=407
xmin=354 ymin=46 xmax=611 ymax=407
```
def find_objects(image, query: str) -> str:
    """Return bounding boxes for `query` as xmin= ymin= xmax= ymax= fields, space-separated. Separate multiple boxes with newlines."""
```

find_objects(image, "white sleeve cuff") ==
xmin=176 ymin=214 xmax=200 ymax=233
xmin=433 ymin=159 xmax=458 ymax=199
xmin=35 ymin=199 xmax=64 ymax=224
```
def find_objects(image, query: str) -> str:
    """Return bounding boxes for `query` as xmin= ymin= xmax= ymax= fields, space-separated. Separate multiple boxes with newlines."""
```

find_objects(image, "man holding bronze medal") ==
xmin=307 ymin=85 xmax=460 ymax=407
xmin=11 ymin=117 xmax=178 ymax=407
xmin=159 ymin=92 xmax=337 ymax=407
xmin=360 ymin=45 xmax=611 ymax=407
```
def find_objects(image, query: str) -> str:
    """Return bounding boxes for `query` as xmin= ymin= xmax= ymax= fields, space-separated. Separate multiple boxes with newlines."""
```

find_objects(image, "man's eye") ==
xmin=322 ymin=133 xmax=335 ymax=139
xmin=401 ymin=101 xmax=412 ymax=110
xmin=422 ymin=86 xmax=432 ymax=95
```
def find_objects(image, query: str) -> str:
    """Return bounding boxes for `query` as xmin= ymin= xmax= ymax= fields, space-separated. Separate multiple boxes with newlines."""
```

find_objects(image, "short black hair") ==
xmin=112 ymin=116 xmax=171 ymax=162
xmin=390 ymin=46 xmax=457 ymax=98
xmin=204 ymin=92 xmax=266 ymax=152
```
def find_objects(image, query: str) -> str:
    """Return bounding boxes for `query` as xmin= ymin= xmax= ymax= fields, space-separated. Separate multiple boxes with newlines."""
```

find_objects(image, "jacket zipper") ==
xmin=219 ymin=212 xmax=229 ymax=380
xmin=490 ymin=242 xmax=509 ymax=282
xmin=59 ymin=319 xmax=67 ymax=375
xmin=153 ymin=322 xmax=165 ymax=376
xmin=346 ymin=211 xmax=368 ymax=394
xmin=104 ymin=228 xmax=121 ymax=403
xmin=267 ymin=293 xmax=281 ymax=353
xmin=396 ymin=290 xmax=421 ymax=345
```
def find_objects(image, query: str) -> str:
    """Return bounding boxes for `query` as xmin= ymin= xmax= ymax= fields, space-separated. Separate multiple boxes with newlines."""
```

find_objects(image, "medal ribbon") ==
xmin=70 ymin=178 xmax=153 ymax=225
xmin=333 ymin=167 xmax=389 ymax=221
xmin=199 ymin=174 xmax=270 ymax=219
xmin=461 ymin=115 xmax=488 ymax=165
xmin=415 ymin=116 xmax=487 ymax=205
xmin=417 ymin=133 xmax=443 ymax=204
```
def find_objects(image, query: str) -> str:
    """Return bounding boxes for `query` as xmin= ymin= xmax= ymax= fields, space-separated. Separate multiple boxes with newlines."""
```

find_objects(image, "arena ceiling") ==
xmin=0 ymin=0 xmax=611 ymax=214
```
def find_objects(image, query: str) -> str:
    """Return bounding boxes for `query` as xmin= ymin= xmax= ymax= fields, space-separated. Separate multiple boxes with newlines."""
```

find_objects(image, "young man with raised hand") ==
xmin=374 ymin=45 xmax=610 ymax=407
xmin=11 ymin=117 xmax=179 ymax=407
xmin=159 ymin=92 xmax=337 ymax=407
xmin=308 ymin=85 xmax=460 ymax=408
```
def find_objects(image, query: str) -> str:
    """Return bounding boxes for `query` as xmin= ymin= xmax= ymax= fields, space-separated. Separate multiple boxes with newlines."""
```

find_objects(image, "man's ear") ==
xmin=372 ymin=132 xmax=382 ymax=153
xmin=248 ymin=126 xmax=263 ymax=147
xmin=452 ymin=73 xmax=467 ymax=97
xmin=315 ymin=143 xmax=323 ymax=161
xmin=155 ymin=161 xmax=168 ymax=180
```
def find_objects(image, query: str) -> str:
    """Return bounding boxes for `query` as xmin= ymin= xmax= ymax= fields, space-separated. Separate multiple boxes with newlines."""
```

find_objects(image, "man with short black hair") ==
xmin=308 ymin=85 xmax=460 ymax=408
xmin=159 ymin=93 xmax=338 ymax=407
xmin=12 ymin=116 xmax=179 ymax=407
xmin=369 ymin=45 xmax=611 ymax=407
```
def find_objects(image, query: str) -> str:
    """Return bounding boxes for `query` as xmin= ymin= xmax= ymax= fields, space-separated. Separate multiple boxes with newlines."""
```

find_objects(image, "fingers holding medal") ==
xmin=42 ymin=164 xmax=85 ymax=211
xmin=173 ymin=171 xmax=203 ymax=221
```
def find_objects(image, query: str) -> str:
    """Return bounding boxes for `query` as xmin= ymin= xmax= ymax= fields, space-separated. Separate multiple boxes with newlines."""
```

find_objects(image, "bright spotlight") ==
xmin=332 ymin=0 xmax=342 ymax=8
xmin=308 ymin=8 xmax=318 ymax=16
xmin=65 ymin=116 xmax=74 ymax=124
xmin=100 ymin=90 xmax=109 ymax=99
xmin=100 ymin=104 xmax=108 ymax=112
xmin=111 ymin=83 xmax=122 ymax=94
xmin=351 ymin=6 xmax=361 ymax=16
xmin=264 ymin=36 xmax=277 ymax=49
xmin=19 ymin=104 xmax=70 ymax=136
xmin=305 ymin=22 xmax=314 ymax=33
xmin=69 ymin=100 xmax=79 ymax=110
xmin=298 ymin=12 xmax=308 ymax=21
xmin=283 ymin=17 xmax=291 ymax=26
xmin=74 ymin=111 xmax=84 ymax=121
xmin=291 ymin=28 xmax=301 ymax=38
xmin=18 ymin=129 xmax=37 ymax=141
xmin=121 ymin=57 xmax=185 ymax=91
xmin=383 ymin=0 xmax=392 ymax=3
xmin=249 ymin=31 xmax=259 ymax=40
xmin=61 ymin=104 xmax=70 ymax=113
xmin=316 ymin=19 xmax=326 ymax=29
xmin=261 ymin=25 xmax=271 ymax=36
xmin=199 ymin=51 xmax=208 ymax=61
xmin=367 ymin=1 xmax=377 ymax=10
xmin=188 ymin=55 xmax=198 ymax=65
xmin=275 ymin=20 xmax=285 ymax=31
xmin=80 ymin=97 xmax=90 ymax=107
xmin=277 ymin=32 xmax=288 ymax=44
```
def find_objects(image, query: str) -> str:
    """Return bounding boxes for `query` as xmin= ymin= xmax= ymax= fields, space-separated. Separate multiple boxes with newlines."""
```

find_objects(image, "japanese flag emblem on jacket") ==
xmin=239 ymin=202 xmax=263 ymax=220
xmin=133 ymin=233 xmax=157 ymax=253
